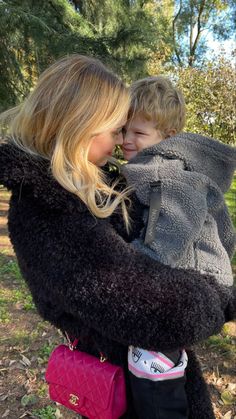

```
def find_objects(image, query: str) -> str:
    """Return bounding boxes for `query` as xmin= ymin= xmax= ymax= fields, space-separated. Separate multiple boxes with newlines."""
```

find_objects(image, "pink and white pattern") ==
xmin=128 ymin=346 xmax=188 ymax=381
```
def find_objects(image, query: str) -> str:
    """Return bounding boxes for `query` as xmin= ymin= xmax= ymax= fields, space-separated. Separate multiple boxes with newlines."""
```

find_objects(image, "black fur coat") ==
xmin=0 ymin=142 xmax=235 ymax=418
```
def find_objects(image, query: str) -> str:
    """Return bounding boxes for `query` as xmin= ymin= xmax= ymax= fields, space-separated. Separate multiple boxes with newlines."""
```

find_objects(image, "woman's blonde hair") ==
xmin=129 ymin=76 xmax=186 ymax=135
xmin=0 ymin=54 xmax=132 ymax=226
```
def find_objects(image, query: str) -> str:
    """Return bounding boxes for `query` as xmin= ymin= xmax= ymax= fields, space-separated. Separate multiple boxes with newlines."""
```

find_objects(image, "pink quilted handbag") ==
xmin=45 ymin=337 xmax=127 ymax=419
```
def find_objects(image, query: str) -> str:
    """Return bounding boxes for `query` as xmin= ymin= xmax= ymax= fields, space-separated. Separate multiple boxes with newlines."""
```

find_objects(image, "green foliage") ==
xmin=0 ymin=258 xmax=23 ymax=281
xmin=0 ymin=299 xmax=11 ymax=323
xmin=21 ymin=394 xmax=38 ymax=407
xmin=38 ymin=342 xmax=56 ymax=363
xmin=225 ymin=175 xmax=236 ymax=269
xmin=0 ymin=0 xmax=162 ymax=109
xmin=32 ymin=405 xmax=57 ymax=419
xmin=205 ymin=334 xmax=235 ymax=358
xmin=177 ymin=58 xmax=235 ymax=144
xmin=63 ymin=1 xmax=162 ymax=81
xmin=0 ymin=0 xmax=108 ymax=111
xmin=0 ymin=254 xmax=35 ymax=325
xmin=149 ymin=56 xmax=235 ymax=145
xmin=225 ymin=175 xmax=236 ymax=227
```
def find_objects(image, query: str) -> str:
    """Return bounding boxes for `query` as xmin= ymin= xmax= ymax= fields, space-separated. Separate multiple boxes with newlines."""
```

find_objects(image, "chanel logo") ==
xmin=69 ymin=393 xmax=79 ymax=406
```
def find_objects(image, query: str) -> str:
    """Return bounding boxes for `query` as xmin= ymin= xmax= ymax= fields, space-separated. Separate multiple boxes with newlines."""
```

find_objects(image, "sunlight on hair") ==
xmin=129 ymin=76 xmax=186 ymax=136
xmin=0 ymin=55 xmax=132 ymax=230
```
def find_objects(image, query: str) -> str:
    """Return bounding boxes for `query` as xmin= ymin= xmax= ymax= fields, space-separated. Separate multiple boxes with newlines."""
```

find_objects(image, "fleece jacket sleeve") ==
xmin=31 ymin=212 xmax=230 ymax=353
xmin=134 ymin=174 xmax=209 ymax=266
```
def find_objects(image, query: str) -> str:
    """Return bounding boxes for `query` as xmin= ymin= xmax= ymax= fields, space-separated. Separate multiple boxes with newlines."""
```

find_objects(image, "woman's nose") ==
xmin=116 ymin=132 xmax=124 ymax=145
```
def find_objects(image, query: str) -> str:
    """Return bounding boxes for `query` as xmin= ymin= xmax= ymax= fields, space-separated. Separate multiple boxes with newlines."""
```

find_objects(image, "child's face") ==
xmin=122 ymin=114 xmax=165 ymax=160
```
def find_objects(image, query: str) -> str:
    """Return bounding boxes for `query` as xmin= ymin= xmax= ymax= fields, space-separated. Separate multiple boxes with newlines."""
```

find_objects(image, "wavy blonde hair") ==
xmin=129 ymin=76 xmax=186 ymax=135
xmin=0 ymin=55 xmax=132 ymax=226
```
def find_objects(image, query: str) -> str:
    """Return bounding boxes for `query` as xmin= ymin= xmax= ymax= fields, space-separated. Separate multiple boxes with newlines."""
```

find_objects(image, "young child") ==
xmin=120 ymin=76 xmax=236 ymax=419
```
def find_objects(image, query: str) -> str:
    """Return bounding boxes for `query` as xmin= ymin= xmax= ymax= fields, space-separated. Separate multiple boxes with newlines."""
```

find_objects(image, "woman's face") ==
xmin=88 ymin=120 xmax=126 ymax=166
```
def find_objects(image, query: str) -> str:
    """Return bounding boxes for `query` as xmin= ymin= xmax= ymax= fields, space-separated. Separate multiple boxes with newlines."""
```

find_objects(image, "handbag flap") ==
xmin=45 ymin=344 xmax=121 ymax=409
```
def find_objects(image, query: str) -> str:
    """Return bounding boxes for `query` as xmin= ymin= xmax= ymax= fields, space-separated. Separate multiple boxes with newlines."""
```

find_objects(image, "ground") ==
xmin=0 ymin=187 xmax=235 ymax=419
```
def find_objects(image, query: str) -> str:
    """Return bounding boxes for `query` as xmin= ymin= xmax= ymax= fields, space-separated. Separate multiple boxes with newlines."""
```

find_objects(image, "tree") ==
xmin=151 ymin=56 xmax=235 ymax=144
xmin=177 ymin=57 xmax=235 ymax=144
xmin=68 ymin=0 xmax=162 ymax=81
xmin=0 ymin=0 xmax=108 ymax=111
xmin=0 ymin=0 xmax=163 ymax=109
xmin=148 ymin=0 xmax=235 ymax=68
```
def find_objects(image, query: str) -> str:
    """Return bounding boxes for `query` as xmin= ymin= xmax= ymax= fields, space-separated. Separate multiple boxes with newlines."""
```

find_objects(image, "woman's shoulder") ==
xmin=0 ymin=141 xmax=88 ymax=214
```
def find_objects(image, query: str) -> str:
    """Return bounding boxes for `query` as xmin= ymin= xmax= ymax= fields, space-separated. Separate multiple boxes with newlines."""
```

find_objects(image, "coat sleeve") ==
xmin=136 ymin=169 xmax=210 ymax=267
xmin=45 ymin=213 xmax=230 ymax=353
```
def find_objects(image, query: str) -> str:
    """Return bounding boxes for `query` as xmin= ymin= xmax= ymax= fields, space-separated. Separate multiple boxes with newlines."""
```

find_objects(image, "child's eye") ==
xmin=135 ymin=131 xmax=146 ymax=135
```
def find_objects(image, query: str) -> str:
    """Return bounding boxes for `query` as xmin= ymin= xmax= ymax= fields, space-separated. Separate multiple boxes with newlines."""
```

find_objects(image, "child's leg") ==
xmin=128 ymin=347 xmax=188 ymax=419
xmin=129 ymin=373 xmax=188 ymax=419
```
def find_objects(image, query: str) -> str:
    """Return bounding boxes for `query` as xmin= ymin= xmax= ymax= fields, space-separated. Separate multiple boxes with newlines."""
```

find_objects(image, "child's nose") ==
xmin=123 ymin=131 xmax=133 ymax=144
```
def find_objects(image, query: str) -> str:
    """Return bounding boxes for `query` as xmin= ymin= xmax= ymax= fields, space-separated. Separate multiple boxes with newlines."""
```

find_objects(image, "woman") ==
xmin=0 ymin=55 xmax=233 ymax=418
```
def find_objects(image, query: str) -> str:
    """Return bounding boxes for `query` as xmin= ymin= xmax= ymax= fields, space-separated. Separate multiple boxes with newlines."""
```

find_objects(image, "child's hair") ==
xmin=129 ymin=76 xmax=186 ymax=135
xmin=0 ymin=54 xmax=132 ymax=227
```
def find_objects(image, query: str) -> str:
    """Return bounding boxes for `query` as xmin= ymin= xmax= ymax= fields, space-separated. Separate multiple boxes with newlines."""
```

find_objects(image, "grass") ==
xmin=2 ymin=328 xmax=39 ymax=347
xmin=0 ymin=256 xmax=23 ymax=282
xmin=225 ymin=174 xmax=236 ymax=226
xmin=203 ymin=334 xmax=236 ymax=358
xmin=0 ymin=256 xmax=35 ymax=324
xmin=38 ymin=342 xmax=56 ymax=364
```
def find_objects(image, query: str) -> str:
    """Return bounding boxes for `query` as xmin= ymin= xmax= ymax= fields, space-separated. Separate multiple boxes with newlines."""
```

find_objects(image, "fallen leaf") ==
xmin=227 ymin=383 xmax=236 ymax=394
xmin=9 ymin=362 xmax=25 ymax=370
xmin=223 ymin=411 xmax=232 ymax=419
xmin=2 ymin=409 xmax=10 ymax=418
xmin=37 ymin=357 xmax=44 ymax=365
xmin=221 ymin=390 xmax=236 ymax=405
xmin=20 ymin=354 xmax=31 ymax=367
xmin=15 ymin=302 xmax=24 ymax=310
xmin=223 ymin=321 xmax=236 ymax=337
xmin=55 ymin=408 xmax=63 ymax=418
xmin=0 ymin=394 xmax=8 ymax=401
xmin=21 ymin=347 xmax=30 ymax=354
xmin=216 ymin=377 xmax=224 ymax=386
xmin=223 ymin=361 xmax=232 ymax=368
xmin=19 ymin=411 xmax=36 ymax=418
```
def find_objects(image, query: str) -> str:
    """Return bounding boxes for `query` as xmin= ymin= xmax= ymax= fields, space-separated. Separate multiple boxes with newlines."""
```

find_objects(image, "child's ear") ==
xmin=166 ymin=129 xmax=177 ymax=138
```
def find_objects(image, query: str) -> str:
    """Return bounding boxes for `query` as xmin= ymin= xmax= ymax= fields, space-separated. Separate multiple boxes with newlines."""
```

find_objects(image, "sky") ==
xmin=207 ymin=35 xmax=235 ymax=61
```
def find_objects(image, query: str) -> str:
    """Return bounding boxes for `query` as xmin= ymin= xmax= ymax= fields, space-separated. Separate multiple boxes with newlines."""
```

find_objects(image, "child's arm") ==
xmin=132 ymin=160 xmax=234 ymax=287
xmin=134 ymin=166 xmax=210 ymax=267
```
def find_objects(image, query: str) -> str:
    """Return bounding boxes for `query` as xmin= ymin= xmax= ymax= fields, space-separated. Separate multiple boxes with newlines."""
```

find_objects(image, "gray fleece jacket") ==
xmin=121 ymin=133 xmax=236 ymax=287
